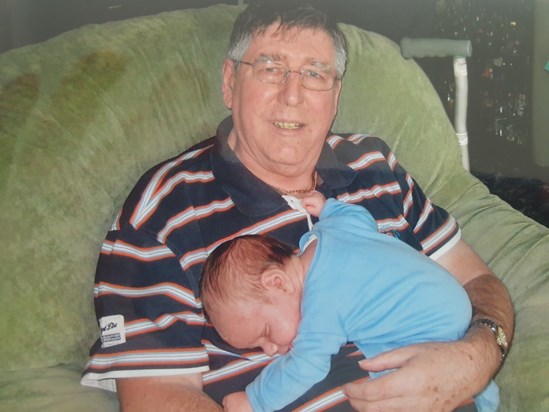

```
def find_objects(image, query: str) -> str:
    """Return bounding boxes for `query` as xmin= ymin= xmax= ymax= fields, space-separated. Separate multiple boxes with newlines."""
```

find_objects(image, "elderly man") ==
xmin=82 ymin=1 xmax=514 ymax=411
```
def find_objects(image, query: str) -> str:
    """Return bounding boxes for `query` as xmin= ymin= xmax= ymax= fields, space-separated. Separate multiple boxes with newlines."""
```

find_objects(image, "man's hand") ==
xmin=343 ymin=338 xmax=491 ymax=412
xmin=223 ymin=391 xmax=253 ymax=412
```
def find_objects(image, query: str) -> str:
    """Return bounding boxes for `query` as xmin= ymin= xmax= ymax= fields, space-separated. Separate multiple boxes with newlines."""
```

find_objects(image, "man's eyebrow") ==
xmin=256 ymin=54 xmax=334 ymax=71
xmin=257 ymin=53 xmax=284 ymax=62
xmin=308 ymin=60 xmax=333 ymax=71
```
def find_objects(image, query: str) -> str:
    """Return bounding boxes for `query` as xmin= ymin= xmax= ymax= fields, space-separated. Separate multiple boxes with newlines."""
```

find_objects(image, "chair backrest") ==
xmin=0 ymin=4 xmax=463 ymax=371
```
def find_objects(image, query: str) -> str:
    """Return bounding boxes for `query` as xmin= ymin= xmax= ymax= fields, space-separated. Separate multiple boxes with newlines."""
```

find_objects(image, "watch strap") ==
xmin=472 ymin=318 xmax=509 ymax=360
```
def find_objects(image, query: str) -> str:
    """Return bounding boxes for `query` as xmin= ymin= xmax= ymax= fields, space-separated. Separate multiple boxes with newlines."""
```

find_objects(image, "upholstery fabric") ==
xmin=1 ymin=4 xmax=547 ymax=411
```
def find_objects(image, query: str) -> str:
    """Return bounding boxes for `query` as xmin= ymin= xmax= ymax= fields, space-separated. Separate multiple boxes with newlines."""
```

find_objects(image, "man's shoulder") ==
xmin=117 ymin=136 xmax=221 ymax=230
xmin=328 ymin=133 xmax=391 ymax=156
xmin=326 ymin=133 xmax=394 ymax=170
xmin=135 ymin=136 xmax=216 ymax=188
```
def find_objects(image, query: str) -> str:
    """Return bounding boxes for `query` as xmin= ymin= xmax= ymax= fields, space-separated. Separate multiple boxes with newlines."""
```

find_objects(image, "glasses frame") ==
xmin=234 ymin=59 xmax=339 ymax=91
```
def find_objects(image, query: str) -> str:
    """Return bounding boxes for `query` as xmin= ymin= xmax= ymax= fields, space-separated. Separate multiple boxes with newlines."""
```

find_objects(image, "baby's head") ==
xmin=200 ymin=235 xmax=302 ymax=355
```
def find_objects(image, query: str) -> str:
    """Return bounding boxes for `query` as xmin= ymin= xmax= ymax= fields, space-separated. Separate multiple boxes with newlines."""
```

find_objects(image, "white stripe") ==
xmin=414 ymin=199 xmax=434 ymax=233
xmin=110 ymin=210 xmax=122 ymax=231
xmin=348 ymin=152 xmax=385 ymax=170
xmin=431 ymin=229 xmax=461 ymax=260
xmin=139 ymin=171 xmax=211 ymax=226
xmin=94 ymin=283 xmax=200 ymax=308
xmin=402 ymin=174 xmax=416 ymax=216
xmin=337 ymin=182 xmax=401 ymax=203
xmin=203 ymin=341 xmax=246 ymax=357
xmin=86 ymin=349 xmax=208 ymax=367
xmin=376 ymin=216 xmax=409 ymax=232
xmin=180 ymin=249 xmax=210 ymax=270
xmin=179 ymin=210 xmax=304 ymax=270
xmin=421 ymin=215 xmax=457 ymax=253
xmin=202 ymin=353 xmax=275 ymax=383
xmin=81 ymin=366 xmax=209 ymax=393
xmin=101 ymin=241 xmax=115 ymax=254
xmin=387 ymin=151 xmax=398 ymax=169
xmin=112 ymin=243 xmax=174 ymax=259
xmin=133 ymin=147 xmax=211 ymax=227
xmin=158 ymin=198 xmax=234 ymax=242
xmin=296 ymin=389 xmax=347 ymax=412
xmin=348 ymin=133 xmax=369 ymax=144
xmin=327 ymin=135 xmax=345 ymax=147
xmin=126 ymin=313 xmax=205 ymax=335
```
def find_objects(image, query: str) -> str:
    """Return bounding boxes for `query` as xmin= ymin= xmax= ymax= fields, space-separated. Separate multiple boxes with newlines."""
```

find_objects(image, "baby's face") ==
xmin=213 ymin=293 xmax=301 ymax=356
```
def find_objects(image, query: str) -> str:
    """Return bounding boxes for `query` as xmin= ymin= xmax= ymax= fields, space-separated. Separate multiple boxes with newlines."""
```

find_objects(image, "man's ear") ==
xmin=221 ymin=59 xmax=236 ymax=110
xmin=261 ymin=267 xmax=295 ymax=294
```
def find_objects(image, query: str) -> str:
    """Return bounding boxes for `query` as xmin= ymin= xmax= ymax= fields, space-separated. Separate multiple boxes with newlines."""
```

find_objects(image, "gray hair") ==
xmin=227 ymin=1 xmax=348 ymax=79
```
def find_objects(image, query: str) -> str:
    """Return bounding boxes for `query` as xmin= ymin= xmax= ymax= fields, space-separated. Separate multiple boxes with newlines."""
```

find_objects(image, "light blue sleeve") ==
xmin=245 ymin=330 xmax=347 ymax=412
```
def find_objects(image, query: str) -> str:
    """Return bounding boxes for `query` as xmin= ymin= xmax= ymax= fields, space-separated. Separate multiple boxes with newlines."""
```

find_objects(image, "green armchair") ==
xmin=1 ymin=5 xmax=547 ymax=411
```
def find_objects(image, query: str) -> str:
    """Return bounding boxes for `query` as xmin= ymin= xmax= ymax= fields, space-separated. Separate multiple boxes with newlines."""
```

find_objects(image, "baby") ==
xmin=200 ymin=191 xmax=498 ymax=412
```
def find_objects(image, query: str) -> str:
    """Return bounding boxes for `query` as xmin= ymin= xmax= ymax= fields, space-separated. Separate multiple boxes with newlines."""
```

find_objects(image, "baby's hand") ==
xmin=223 ymin=391 xmax=253 ymax=412
xmin=300 ymin=190 xmax=326 ymax=217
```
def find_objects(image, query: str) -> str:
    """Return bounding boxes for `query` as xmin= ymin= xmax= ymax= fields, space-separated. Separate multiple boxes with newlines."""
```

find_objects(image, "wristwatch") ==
xmin=472 ymin=318 xmax=509 ymax=360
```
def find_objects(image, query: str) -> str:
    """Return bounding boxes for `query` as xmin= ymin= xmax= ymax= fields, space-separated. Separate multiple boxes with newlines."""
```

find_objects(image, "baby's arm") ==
xmin=300 ymin=191 xmax=326 ymax=217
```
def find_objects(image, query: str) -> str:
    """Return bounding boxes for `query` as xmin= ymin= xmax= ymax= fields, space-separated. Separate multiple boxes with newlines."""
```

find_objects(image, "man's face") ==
xmin=222 ymin=24 xmax=342 ymax=178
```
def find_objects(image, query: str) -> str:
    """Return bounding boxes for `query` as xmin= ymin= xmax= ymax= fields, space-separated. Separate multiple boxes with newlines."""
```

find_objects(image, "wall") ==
xmin=532 ymin=0 xmax=549 ymax=168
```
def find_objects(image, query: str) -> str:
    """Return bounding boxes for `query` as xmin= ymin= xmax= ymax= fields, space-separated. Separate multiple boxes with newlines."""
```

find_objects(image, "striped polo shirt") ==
xmin=81 ymin=116 xmax=460 ymax=410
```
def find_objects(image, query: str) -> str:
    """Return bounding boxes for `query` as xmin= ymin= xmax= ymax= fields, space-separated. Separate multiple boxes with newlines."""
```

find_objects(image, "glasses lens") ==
xmin=250 ymin=61 xmax=335 ymax=91
xmin=300 ymin=66 xmax=335 ymax=91
xmin=252 ymin=61 xmax=287 ymax=84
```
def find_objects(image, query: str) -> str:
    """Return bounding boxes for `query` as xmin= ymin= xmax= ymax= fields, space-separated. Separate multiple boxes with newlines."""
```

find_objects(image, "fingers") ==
xmin=343 ymin=370 xmax=397 ymax=404
xmin=357 ymin=347 xmax=413 ymax=373
xmin=300 ymin=191 xmax=325 ymax=217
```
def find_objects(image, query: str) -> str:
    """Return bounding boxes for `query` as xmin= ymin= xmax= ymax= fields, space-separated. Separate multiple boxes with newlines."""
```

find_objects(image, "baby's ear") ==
xmin=261 ymin=267 xmax=295 ymax=294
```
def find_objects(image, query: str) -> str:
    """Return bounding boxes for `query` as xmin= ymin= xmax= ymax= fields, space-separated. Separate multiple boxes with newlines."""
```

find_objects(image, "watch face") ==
xmin=496 ymin=326 xmax=508 ymax=350
xmin=474 ymin=319 xmax=508 ymax=359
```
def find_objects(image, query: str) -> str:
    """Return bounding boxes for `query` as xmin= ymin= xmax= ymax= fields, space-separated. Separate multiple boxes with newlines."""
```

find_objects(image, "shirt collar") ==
xmin=211 ymin=116 xmax=357 ymax=216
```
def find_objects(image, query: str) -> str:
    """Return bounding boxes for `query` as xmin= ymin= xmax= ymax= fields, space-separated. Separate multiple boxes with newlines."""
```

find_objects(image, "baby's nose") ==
xmin=261 ymin=342 xmax=279 ymax=357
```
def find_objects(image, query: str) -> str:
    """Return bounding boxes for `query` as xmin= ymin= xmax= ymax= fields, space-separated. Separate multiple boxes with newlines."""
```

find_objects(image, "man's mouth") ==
xmin=274 ymin=121 xmax=301 ymax=130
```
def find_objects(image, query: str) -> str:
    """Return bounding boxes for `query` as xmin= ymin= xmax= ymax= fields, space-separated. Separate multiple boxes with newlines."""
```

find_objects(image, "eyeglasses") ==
xmin=235 ymin=60 xmax=338 ymax=91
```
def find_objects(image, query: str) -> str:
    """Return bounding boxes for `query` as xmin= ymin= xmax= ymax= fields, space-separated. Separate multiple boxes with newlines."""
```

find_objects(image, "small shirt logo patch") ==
xmin=99 ymin=314 xmax=126 ymax=348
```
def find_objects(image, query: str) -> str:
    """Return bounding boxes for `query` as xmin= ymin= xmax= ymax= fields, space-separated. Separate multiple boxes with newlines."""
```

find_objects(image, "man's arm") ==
xmin=343 ymin=239 xmax=514 ymax=412
xmin=117 ymin=374 xmax=222 ymax=412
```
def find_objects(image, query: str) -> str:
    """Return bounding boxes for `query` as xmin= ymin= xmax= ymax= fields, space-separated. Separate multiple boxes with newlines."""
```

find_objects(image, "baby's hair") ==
xmin=200 ymin=235 xmax=294 ymax=320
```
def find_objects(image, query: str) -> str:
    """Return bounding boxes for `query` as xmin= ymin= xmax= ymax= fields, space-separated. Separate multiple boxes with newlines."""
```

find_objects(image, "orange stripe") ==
xmin=95 ymin=281 xmax=195 ymax=306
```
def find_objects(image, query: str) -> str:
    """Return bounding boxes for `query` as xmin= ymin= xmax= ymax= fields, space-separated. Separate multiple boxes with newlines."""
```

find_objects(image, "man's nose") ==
xmin=279 ymin=71 xmax=304 ymax=106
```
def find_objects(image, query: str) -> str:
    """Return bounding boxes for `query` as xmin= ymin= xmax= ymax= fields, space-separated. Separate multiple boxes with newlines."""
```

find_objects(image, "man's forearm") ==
xmin=117 ymin=376 xmax=222 ymax=412
xmin=464 ymin=273 xmax=515 ymax=375
xmin=437 ymin=240 xmax=515 ymax=383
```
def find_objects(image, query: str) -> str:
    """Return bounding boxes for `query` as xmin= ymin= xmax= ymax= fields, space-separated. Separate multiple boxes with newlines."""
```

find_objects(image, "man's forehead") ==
xmin=248 ymin=25 xmax=335 ymax=63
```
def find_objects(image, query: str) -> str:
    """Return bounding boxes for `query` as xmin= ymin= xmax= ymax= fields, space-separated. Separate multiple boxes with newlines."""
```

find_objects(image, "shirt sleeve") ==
xmin=81 ymin=219 xmax=209 ymax=389
xmin=365 ymin=137 xmax=460 ymax=258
